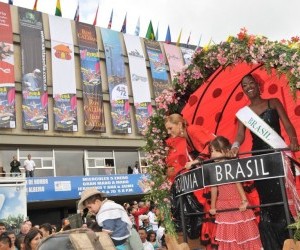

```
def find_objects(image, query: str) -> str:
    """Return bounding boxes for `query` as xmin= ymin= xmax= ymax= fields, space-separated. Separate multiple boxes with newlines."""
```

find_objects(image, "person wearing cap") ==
xmin=23 ymin=68 xmax=42 ymax=91
xmin=78 ymin=188 xmax=132 ymax=250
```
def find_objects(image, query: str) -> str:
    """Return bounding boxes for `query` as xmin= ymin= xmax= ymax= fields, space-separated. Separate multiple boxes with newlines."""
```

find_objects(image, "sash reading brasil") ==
xmin=174 ymin=152 xmax=285 ymax=197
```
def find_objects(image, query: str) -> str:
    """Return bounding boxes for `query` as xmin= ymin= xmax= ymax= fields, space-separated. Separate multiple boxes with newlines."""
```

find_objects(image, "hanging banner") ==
xmin=144 ymin=40 xmax=170 ymax=98
xmin=123 ymin=34 xmax=152 ymax=134
xmin=19 ymin=8 xmax=48 ymax=130
xmin=0 ymin=3 xmax=16 ymax=128
xmin=163 ymin=43 xmax=184 ymax=80
xmin=76 ymin=23 xmax=106 ymax=132
xmin=49 ymin=15 xmax=77 ymax=131
xmin=101 ymin=28 xmax=131 ymax=134
xmin=180 ymin=47 xmax=195 ymax=65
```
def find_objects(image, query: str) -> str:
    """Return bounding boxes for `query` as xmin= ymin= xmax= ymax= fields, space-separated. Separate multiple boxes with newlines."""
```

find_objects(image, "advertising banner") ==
xmin=27 ymin=174 xmax=149 ymax=202
xmin=49 ymin=15 xmax=77 ymax=131
xmin=77 ymin=23 xmax=105 ymax=132
xmin=144 ymin=40 xmax=170 ymax=98
xmin=0 ymin=184 xmax=27 ymax=222
xmin=123 ymin=34 xmax=152 ymax=134
xmin=180 ymin=47 xmax=195 ymax=65
xmin=101 ymin=28 xmax=132 ymax=134
xmin=163 ymin=43 xmax=184 ymax=80
xmin=0 ymin=3 xmax=16 ymax=128
xmin=19 ymin=8 xmax=48 ymax=130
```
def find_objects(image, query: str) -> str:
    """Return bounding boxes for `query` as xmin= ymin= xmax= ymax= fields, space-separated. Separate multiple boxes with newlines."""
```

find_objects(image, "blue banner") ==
xmin=27 ymin=174 xmax=149 ymax=202
xmin=101 ymin=28 xmax=132 ymax=134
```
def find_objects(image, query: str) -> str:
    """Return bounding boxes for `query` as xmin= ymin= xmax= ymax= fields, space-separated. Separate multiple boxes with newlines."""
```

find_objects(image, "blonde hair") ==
xmin=164 ymin=114 xmax=187 ymax=128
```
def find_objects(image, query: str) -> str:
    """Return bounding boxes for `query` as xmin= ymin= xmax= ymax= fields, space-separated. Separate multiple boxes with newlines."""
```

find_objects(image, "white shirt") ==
xmin=24 ymin=159 xmax=36 ymax=171
xmin=143 ymin=241 xmax=154 ymax=250
xmin=147 ymin=211 xmax=159 ymax=231
xmin=133 ymin=167 xmax=139 ymax=174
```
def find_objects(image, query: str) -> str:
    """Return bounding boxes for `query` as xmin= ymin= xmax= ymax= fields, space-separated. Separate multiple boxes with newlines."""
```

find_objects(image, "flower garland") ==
xmin=143 ymin=28 xmax=300 ymax=235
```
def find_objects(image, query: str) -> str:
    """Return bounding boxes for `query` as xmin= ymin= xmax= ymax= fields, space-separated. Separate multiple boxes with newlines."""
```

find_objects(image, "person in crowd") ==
xmin=164 ymin=114 xmax=217 ymax=249
xmin=60 ymin=218 xmax=71 ymax=231
xmin=39 ymin=223 xmax=53 ymax=238
xmin=23 ymin=155 xmax=35 ymax=178
xmin=7 ymin=231 xmax=17 ymax=250
xmin=127 ymin=166 xmax=133 ymax=174
xmin=23 ymin=228 xmax=42 ymax=250
xmin=78 ymin=188 xmax=132 ymax=250
xmin=24 ymin=221 xmax=32 ymax=230
xmin=209 ymin=136 xmax=262 ymax=249
xmin=18 ymin=223 xmax=30 ymax=237
xmin=147 ymin=205 xmax=158 ymax=233
xmin=15 ymin=235 xmax=25 ymax=250
xmin=147 ymin=231 xmax=161 ymax=250
xmin=0 ymin=232 xmax=12 ymax=250
xmin=231 ymin=74 xmax=300 ymax=249
xmin=127 ymin=207 xmax=136 ymax=228
xmin=139 ymin=215 xmax=153 ymax=233
xmin=0 ymin=222 xmax=6 ymax=234
xmin=138 ymin=228 xmax=154 ymax=250
xmin=10 ymin=156 xmax=21 ymax=177
xmin=132 ymin=201 xmax=149 ymax=229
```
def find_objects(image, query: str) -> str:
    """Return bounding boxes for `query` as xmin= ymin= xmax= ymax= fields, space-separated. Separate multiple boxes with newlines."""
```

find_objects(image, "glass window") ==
xmin=114 ymin=151 xmax=139 ymax=174
xmin=55 ymin=150 xmax=84 ymax=176
xmin=0 ymin=149 xmax=18 ymax=174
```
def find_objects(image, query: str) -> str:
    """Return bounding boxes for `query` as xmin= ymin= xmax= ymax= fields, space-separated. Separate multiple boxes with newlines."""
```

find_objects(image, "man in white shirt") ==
xmin=147 ymin=205 xmax=159 ymax=232
xmin=138 ymin=227 xmax=154 ymax=250
xmin=23 ymin=154 xmax=36 ymax=177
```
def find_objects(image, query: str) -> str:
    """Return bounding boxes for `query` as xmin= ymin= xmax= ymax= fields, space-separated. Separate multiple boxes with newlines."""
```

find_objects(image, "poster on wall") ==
xmin=0 ymin=3 xmax=16 ymax=129
xmin=101 ymin=28 xmax=132 ymax=134
xmin=19 ymin=8 xmax=48 ymax=130
xmin=163 ymin=43 xmax=184 ymax=80
xmin=49 ymin=15 xmax=78 ymax=131
xmin=76 ymin=22 xmax=106 ymax=132
xmin=0 ymin=185 xmax=27 ymax=223
xmin=180 ymin=47 xmax=195 ymax=66
xmin=144 ymin=40 xmax=170 ymax=98
xmin=123 ymin=34 xmax=152 ymax=134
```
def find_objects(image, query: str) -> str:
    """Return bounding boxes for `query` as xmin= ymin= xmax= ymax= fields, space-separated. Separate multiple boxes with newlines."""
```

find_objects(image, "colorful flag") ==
xmin=120 ymin=13 xmax=127 ymax=33
xmin=165 ymin=25 xmax=171 ymax=44
xmin=8 ymin=0 xmax=13 ymax=5
xmin=155 ymin=22 xmax=159 ymax=41
xmin=55 ymin=0 xmax=62 ymax=17
xmin=145 ymin=20 xmax=155 ymax=40
xmin=176 ymin=29 xmax=182 ymax=46
xmin=74 ymin=3 xmax=79 ymax=22
xmin=134 ymin=17 xmax=140 ymax=36
xmin=33 ymin=0 xmax=38 ymax=10
xmin=107 ymin=9 xmax=113 ymax=29
xmin=93 ymin=3 xmax=99 ymax=26
xmin=186 ymin=31 xmax=191 ymax=48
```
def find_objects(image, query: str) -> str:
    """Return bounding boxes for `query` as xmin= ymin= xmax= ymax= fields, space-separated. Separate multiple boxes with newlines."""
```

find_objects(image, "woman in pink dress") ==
xmin=209 ymin=136 xmax=262 ymax=250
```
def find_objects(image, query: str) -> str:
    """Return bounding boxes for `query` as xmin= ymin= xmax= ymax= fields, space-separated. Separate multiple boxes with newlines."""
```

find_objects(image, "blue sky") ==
xmin=2 ymin=0 xmax=300 ymax=46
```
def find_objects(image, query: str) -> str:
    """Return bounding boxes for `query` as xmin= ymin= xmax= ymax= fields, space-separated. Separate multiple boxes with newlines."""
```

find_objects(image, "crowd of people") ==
xmin=0 ymin=196 xmax=166 ymax=250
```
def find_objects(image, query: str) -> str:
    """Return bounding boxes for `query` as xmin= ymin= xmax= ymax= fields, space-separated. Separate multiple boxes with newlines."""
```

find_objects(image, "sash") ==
xmin=236 ymin=106 xmax=300 ymax=217
xmin=236 ymin=106 xmax=287 ymax=149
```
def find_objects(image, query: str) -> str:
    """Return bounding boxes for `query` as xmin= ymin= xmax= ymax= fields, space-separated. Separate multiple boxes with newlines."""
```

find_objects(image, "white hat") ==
xmin=77 ymin=188 xmax=105 ymax=210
